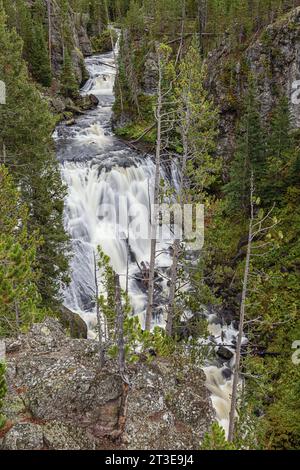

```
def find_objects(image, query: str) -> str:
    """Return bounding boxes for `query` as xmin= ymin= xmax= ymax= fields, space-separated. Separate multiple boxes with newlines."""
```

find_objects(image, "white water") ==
xmin=55 ymin=38 xmax=241 ymax=437
xmin=56 ymin=41 xmax=174 ymax=331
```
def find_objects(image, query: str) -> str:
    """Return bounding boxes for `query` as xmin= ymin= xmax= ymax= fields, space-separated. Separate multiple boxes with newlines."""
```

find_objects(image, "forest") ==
xmin=0 ymin=0 xmax=300 ymax=453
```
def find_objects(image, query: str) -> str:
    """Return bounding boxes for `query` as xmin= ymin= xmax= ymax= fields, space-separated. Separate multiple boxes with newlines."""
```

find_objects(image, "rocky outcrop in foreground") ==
xmin=0 ymin=319 xmax=214 ymax=450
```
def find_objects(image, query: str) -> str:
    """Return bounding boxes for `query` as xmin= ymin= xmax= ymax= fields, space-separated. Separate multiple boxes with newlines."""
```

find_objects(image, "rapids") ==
xmin=55 ymin=36 xmax=241 ymax=437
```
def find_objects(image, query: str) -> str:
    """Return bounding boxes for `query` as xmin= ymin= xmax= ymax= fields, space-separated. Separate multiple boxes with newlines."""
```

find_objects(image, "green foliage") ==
xmin=175 ymin=39 xmax=220 ymax=198
xmin=115 ymin=120 xmax=156 ymax=143
xmin=204 ymin=84 xmax=300 ymax=448
xmin=3 ymin=0 xmax=52 ymax=87
xmin=0 ymin=361 xmax=7 ymax=429
xmin=97 ymin=246 xmax=177 ymax=363
xmin=0 ymin=166 xmax=43 ymax=336
xmin=60 ymin=50 xmax=79 ymax=98
xmin=97 ymin=246 xmax=117 ymax=336
xmin=265 ymin=362 xmax=300 ymax=449
xmin=0 ymin=7 xmax=70 ymax=307
xmin=263 ymin=96 xmax=300 ymax=205
xmin=91 ymin=28 xmax=117 ymax=54
xmin=224 ymin=77 xmax=266 ymax=214
xmin=124 ymin=0 xmax=145 ymax=36
xmin=28 ymin=22 xmax=52 ymax=87
xmin=201 ymin=423 xmax=237 ymax=450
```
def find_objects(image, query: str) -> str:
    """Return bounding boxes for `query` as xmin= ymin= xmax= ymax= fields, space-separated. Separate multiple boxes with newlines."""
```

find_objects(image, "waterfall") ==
xmin=55 ymin=36 xmax=242 ymax=437
xmin=56 ymin=40 xmax=174 ymax=331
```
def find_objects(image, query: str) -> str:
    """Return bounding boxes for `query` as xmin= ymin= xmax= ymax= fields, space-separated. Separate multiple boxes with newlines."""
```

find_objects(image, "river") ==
xmin=55 ymin=38 xmax=240 ymax=437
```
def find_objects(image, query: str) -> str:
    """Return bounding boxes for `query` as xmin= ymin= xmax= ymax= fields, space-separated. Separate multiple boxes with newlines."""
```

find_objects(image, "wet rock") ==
xmin=59 ymin=305 xmax=88 ymax=339
xmin=217 ymin=346 xmax=234 ymax=361
xmin=222 ymin=367 xmax=233 ymax=380
xmin=49 ymin=96 xmax=66 ymax=114
xmin=74 ymin=94 xmax=99 ymax=111
xmin=221 ymin=309 xmax=236 ymax=326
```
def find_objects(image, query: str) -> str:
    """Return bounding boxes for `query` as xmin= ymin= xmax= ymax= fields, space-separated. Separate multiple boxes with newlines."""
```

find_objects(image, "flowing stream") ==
xmin=55 ymin=39 xmax=242 ymax=437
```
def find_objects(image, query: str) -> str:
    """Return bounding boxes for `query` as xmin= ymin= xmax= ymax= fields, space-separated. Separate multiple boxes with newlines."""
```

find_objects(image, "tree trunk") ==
xmin=175 ymin=0 xmax=186 ymax=66
xmin=115 ymin=273 xmax=125 ymax=376
xmin=145 ymin=46 xmax=163 ymax=331
xmin=94 ymin=251 xmax=104 ymax=367
xmin=14 ymin=301 xmax=20 ymax=334
xmin=47 ymin=0 xmax=52 ymax=72
xmin=2 ymin=143 xmax=6 ymax=165
xmin=198 ymin=0 xmax=206 ymax=55
xmin=166 ymin=103 xmax=189 ymax=336
xmin=228 ymin=173 xmax=254 ymax=442
xmin=166 ymin=238 xmax=180 ymax=336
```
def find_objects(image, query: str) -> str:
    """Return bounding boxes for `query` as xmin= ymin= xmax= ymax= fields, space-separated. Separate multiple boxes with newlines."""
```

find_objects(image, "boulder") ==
xmin=74 ymin=94 xmax=99 ymax=111
xmin=216 ymin=346 xmax=234 ymax=361
xmin=1 ymin=423 xmax=44 ymax=450
xmin=42 ymin=420 xmax=96 ymax=450
xmin=1 ymin=319 xmax=214 ymax=450
xmin=59 ymin=305 xmax=88 ymax=339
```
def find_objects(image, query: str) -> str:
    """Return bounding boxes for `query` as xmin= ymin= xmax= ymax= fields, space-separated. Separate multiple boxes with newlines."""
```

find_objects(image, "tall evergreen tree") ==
xmin=263 ymin=96 xmax=299 ymax=204
xmin=28 ymin=22 xmax=52 ymax=87
xmin=224 ymin=78 xmax=266 ymax=214
xmin=0 ymin=6 xmax=70 ymax=307
xmin=0 ymin=165 xmax=42 ymax=336
xmin=4 ymin=0 xmax=52 ymax=87
xmin=60 ymin=49 xmax=78 ymax=98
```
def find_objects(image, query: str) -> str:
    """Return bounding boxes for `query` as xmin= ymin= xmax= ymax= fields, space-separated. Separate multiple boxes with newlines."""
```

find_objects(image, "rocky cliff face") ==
xmin=47 ymin=0 xmax=92 ymax=85
xmin=0 ymin=319 xmax=214 ymax=450
xmin=206 ymin=7 xmax=300 ymax=166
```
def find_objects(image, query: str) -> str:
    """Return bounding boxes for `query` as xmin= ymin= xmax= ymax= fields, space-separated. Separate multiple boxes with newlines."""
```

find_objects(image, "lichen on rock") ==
xmin=0 ymin=319 xmax=214 ymax=450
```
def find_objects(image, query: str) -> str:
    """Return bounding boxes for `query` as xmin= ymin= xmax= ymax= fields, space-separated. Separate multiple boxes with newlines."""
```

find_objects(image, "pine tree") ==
xmin=60 ymin=49 xmax=78 ymax=98
xmin=0 ymin=166 xmax=42 ymax=336
xmin=145 ymin=43 xmax=173 ymax=331
xmin=3 ymin=1 xmax=52 ymax=87
xmin=0 ymin=7 xmax=70 ymax=307
xmin=263 ymin=96 xmax=299 ymax=204
xmin=201 ymin=423 xmax=237 ymax=450
xmin=166 ymin=40 xmax=219 ymax=336
xmin=0 ymin=360 xmax=6 ymax=429
xmin=224 ymin=78 xmax=266 ymax=214
xmin=28 ymin=22 xmax=52 ymax=87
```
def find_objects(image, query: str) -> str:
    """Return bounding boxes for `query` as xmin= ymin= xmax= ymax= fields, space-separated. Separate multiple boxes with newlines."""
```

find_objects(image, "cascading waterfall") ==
xmin=55 ymin=35 xmax=243 ymax=437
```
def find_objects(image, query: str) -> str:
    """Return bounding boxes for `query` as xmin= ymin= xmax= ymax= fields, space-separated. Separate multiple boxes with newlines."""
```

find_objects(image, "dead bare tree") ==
xmin=175 ymin=0 xmax=186 ymax=66
xmin=166 ymin=41 xmax=217 ymax=337
xmin=228 ymin=173 xmax=277 ymax=441
xmin=115 ymin=273 xmax=125 ymax=376
xmin=198 ymin=0 xmax=208 ymax=55
xmin=145 ymin=43 xmax=175 ymax=330
xmin=93 ymin=250 xmax=104 ymax=368
xmin=47 ymin=0 xmax=52 ymax=72
xmin=145 ymin=44 xmax=164 ymax=331
xmin=166 ymin=106 xmax=189 ymax=336
xmin=228 ymin=173 xmax=254 ymax=441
